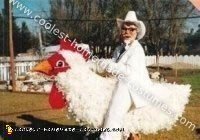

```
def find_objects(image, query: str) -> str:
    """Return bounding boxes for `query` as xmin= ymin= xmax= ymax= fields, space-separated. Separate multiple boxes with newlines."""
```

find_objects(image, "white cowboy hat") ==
xmin=117 ymin=11 xmax=146 ymax=40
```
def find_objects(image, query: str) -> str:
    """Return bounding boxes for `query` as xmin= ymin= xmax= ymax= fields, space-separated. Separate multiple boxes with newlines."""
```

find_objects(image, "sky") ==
xmin=0 ymin=0 xmax=199 ymax=33
xmin=0 ymin=0 xmax=50 ymax=33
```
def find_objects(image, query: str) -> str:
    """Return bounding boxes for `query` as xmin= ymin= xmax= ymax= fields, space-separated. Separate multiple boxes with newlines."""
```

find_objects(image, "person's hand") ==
xmin=105 ymin=62 xmax=117 ymax=73
xmin=98 ymin=59 xmax=112 ymax=70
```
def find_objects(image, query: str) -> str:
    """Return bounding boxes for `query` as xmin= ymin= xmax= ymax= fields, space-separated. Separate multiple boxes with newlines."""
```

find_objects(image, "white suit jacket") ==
xmin=110 ymin=40 xmax=152 ymax=108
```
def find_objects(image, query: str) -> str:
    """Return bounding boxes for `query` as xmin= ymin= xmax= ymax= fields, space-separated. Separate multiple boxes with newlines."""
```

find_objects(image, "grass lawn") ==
xmin=0 ymin=69 xmax=199 ymax=140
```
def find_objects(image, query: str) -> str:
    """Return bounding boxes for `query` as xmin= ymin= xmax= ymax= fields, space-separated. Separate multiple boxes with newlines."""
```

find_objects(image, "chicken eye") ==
xmin=56 ymin=60 xmax=64 ymax=67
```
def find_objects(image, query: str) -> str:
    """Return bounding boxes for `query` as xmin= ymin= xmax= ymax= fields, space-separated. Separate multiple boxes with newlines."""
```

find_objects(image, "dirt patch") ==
xmin=165 ymin=76 xmax=183 ymax=84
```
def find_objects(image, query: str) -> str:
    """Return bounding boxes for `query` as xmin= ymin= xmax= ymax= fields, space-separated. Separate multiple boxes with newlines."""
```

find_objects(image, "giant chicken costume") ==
xmin=33 ymin=39 xmax=191 ymax=138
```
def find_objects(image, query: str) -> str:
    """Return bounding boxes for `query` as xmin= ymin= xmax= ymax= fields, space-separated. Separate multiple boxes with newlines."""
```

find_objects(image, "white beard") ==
xmin=123 ymin=39 xmax=135 ymax=46
xmin=123 ymin=39 xmax=131 ymax=44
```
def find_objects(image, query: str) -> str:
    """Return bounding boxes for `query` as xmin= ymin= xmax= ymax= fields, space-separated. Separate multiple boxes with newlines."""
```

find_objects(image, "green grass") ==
xmin=180 ymin=72 xmax=200 ymax=108
xmin=181 ymin=73 xmax=200 ymax=92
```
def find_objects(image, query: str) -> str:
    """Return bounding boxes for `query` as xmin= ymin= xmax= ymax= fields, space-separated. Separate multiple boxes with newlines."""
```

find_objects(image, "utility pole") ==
xmin=38 ymin=30 xmax=44 ymax=56
xmin=8 ymin=1 xmax=16 ymax=91
xmin=2 ymin=9 xmax=5 ymax=55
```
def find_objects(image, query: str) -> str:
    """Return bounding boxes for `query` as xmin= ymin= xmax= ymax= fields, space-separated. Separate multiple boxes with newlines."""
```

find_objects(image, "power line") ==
xmin=13 ymin=15 xmax=200 ymax=21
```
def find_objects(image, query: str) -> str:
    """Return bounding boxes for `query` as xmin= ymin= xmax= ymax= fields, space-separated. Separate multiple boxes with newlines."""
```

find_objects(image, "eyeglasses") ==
xmin=121 ymin=27 xmax=137 ymax=32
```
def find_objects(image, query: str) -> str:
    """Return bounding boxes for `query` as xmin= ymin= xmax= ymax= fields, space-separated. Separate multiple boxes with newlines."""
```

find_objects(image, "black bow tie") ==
xmin=116 ymin=47 xmax=126 ymax=62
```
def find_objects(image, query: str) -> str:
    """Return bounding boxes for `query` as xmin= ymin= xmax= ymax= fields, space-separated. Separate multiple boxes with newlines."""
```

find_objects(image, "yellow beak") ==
xmin=32 ymin=60 xmax=52 ymax=75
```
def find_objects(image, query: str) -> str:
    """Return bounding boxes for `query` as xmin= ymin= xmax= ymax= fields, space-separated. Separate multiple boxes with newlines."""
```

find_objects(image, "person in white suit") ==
xmin=100 ymin=11 xmax=191 ymax=140
xmin=100 ymin=11 xmax=148 ymax=140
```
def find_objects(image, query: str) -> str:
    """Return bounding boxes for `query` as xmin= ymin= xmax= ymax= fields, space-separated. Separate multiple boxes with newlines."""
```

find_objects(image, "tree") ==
xmin=17 ymin=22 xmax=32 ymax=53
xmin=48 ymin=0 xmax=196 ymax=57
xmin=0 ymin=1 xmax=39 ymax=56
xmin=48 ymin=0 xmax=133 ymax=49
xmin=129 ymin=0 xmax=195 ymax=56
xmin=185 ymin=24 xmax=200 ymax=55
xmin=0 ymin=13 xmax=4 ymax=56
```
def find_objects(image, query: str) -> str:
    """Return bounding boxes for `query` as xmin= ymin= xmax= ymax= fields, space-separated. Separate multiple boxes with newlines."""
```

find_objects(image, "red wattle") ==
xmin=49 ymin=83 xmax=68 ymax=109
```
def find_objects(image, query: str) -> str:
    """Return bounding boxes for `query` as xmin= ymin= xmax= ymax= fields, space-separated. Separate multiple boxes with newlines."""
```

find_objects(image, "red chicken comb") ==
xmin=60 ymin=39 xmax=90 ymax=61
xmin=60 ymin=39 xmax=76 ymax=52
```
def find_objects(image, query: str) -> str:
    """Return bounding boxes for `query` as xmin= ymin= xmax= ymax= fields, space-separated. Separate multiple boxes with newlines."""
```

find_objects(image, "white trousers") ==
xmin=100 ymin=83 xmax=132 ymax=140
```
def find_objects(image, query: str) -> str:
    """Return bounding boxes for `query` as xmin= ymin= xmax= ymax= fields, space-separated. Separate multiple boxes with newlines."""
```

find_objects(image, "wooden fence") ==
xmin=146 ymin=55 xmax=200 ymax=66
xmin=0 ymin=55 xmax=200 ymax=81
